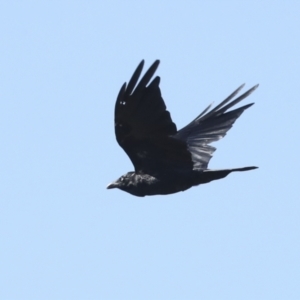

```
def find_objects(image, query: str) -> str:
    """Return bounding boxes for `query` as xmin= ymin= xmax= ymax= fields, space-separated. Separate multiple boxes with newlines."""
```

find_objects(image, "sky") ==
xmin=1 ymin=1 xmax=299 ymax=299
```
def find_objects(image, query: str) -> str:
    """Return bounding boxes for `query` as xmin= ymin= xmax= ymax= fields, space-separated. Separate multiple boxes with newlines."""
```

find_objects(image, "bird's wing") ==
xmin=175 ymin=84 xmax=258 ymax=170
xmin=114 ymin=60 xmax=193 ymax=174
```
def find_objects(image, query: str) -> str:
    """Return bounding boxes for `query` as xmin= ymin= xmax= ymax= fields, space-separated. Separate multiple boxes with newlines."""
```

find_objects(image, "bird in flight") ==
xmin=107 ymin=60 xmax=258 ymax=197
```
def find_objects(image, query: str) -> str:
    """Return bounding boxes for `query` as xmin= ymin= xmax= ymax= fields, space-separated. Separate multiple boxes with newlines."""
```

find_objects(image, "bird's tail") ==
xmin=195 ymin=166 xmax=258 ymax=185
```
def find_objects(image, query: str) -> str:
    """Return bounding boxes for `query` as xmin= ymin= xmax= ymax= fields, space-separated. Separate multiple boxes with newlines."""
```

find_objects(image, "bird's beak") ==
xmin=106 ymin=182 xmax=118 ymax=189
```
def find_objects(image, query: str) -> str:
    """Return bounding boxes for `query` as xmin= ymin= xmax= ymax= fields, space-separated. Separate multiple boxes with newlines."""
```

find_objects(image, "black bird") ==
xmin=107 ymin=60 xmax=258 ymax=197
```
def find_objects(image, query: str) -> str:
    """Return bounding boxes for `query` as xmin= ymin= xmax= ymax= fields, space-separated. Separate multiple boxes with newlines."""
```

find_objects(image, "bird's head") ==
xmin=107 ymin=172 xmax=143 ymax=196
xmin=107 ymin=174 xmax=132 ymax=190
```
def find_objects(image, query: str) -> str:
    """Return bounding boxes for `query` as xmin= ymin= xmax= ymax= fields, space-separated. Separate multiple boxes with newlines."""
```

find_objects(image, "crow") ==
xmin=107 ymin=60 xmax=258 ymax=197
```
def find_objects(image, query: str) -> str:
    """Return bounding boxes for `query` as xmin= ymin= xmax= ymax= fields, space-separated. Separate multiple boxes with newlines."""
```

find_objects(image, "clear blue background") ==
xmin=1 ymin=2 xmax=299 ymax=299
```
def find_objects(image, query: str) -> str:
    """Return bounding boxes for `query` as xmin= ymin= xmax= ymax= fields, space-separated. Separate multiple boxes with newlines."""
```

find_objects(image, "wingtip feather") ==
xmin=126 ymin=60 xmax=145 ymax=96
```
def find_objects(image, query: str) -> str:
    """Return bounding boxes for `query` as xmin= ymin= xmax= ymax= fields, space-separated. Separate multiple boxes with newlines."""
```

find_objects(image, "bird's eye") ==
xmin=121 ymin=177 xmax=124 ymax=182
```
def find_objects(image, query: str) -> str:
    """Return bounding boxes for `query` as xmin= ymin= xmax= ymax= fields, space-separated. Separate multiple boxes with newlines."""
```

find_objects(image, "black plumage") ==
xmin=107 ymin=60 xmax=258 ymax=196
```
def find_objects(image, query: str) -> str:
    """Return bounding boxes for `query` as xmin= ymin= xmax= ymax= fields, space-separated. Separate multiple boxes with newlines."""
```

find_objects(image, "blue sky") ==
xmin=1 ymin=1 xmax=299 ymax=299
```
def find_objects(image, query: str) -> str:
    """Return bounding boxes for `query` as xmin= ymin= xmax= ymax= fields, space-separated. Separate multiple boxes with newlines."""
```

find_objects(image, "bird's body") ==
xmin=107 ymin=60 xmax=258 ymax=197
xmin=109 ymin=167 xmax=256 ymax=197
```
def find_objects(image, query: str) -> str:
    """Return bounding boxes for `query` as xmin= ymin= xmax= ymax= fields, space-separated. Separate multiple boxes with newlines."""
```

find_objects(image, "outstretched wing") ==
xmin=175 ymin=84 xmax=258 ymax=170
xmin=114 ymin=60 xmax=193 ymax=173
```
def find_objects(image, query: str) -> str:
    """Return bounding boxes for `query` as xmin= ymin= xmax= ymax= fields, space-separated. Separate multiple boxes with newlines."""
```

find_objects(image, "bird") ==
xmin=107 ymin=60 xmax=258 ymax=197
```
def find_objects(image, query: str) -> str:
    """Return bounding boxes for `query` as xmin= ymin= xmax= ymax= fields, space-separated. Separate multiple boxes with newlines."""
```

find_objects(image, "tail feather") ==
xmin=195 ymin=166 xmax=258 ymax=185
